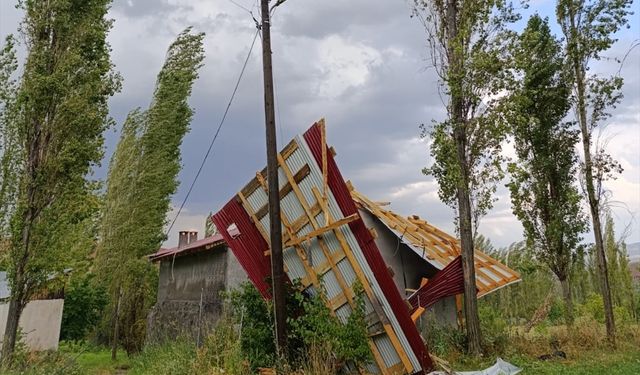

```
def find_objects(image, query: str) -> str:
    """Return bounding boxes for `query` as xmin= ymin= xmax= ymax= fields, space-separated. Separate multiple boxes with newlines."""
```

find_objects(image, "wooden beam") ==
xmin=285 ymin=214 xmax=358 ymax=247
xmin=254 ymin=164 xmax=311 ymax=219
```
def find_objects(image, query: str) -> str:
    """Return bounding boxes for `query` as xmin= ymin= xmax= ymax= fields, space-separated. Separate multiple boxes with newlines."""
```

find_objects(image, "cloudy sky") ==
xmin=1 ymin=0 xmax=638 ymax=250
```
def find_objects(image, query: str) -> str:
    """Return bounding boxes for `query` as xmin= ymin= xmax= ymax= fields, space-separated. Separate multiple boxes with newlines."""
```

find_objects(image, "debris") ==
xmin=428 ymin=358 xmax=522 ymax=375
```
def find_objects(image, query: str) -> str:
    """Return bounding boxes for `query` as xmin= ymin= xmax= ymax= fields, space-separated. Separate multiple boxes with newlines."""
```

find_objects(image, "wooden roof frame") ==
xmin=350 ymin=188 xmax=521 ymax=297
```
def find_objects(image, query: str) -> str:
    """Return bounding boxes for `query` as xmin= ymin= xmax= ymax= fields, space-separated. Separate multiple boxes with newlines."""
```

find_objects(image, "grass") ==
xmin=451 ymin=347 xmax=640 ymax=374
xmin=74 ymin=349 xmax=131 ymax=374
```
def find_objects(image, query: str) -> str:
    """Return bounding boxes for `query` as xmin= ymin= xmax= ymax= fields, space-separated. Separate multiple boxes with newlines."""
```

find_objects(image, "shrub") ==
xmin=479 ymin=305 xmax=509 ymax=354
xmin=547 ymin=298 xmax=565 ymax=324
xmin=225 ymin=281 xmax=371 ymax=372
xmin=225 ymin=282 xmax=276 ymax=370
xmin=578 ymin=294 xmax=605 ymax=323
xmin=192 ymin=316 xmax=250 ymax=374
xmin=61 ymin=274 xmax=108 ymax=341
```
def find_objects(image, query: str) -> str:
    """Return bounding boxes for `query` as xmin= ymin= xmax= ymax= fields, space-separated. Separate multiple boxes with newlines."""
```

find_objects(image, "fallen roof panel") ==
xmin=212 ymin=120 xmax=433 ymax=374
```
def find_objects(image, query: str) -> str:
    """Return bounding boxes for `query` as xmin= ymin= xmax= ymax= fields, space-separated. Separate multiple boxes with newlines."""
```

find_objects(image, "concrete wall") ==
xmin=359 ymin=209 xmax=457 ymax=327
xmin=359 ymin=209 xmax=440 ymax=295
xmin=147 ymin=246 xmax=247 ymax=343
xmin=0 ymin=299 xmax=64 ymax=351
xmin=225 ymin=249 xmax=248 ymax=291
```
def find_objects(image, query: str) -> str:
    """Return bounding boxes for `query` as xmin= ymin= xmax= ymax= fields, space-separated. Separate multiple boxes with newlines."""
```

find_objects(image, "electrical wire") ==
xmin=165 ymin=29 xmax=260 ymax=237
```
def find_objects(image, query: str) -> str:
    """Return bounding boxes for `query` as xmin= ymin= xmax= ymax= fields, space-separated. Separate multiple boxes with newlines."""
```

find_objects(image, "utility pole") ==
xmin=260 ymin=0 xmax=287 ymax=354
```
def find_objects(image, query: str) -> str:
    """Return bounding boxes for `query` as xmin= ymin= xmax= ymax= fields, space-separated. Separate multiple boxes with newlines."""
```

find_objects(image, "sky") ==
xmin=0 ymin=0 xmax=639 ymax=251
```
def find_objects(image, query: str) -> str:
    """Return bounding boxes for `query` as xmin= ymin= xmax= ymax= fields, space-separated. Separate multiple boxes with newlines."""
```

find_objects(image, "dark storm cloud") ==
xmin=0 ymin=0 xmax=637 ymax=247
xmin=112 ymin=0 xmax=181 ymax=17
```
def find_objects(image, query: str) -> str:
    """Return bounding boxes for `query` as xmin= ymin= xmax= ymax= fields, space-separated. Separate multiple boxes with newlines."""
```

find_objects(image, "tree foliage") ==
xmin=413 ymin=0 xmax=520 ymax=354
xmin=556 ymin=0 xmax=633 ymax=343
xmin=0 ymin=0 xmax=120 ymax=359
xmin=506 ymin=15 xmax=587 ymax=324
xmin=96 ymin=28 xmax=205 ymax=354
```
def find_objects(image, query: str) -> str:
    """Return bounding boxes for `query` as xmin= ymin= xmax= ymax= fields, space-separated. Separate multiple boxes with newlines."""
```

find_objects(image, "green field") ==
xmin=68 ymin=346 xmax=640 ymax=374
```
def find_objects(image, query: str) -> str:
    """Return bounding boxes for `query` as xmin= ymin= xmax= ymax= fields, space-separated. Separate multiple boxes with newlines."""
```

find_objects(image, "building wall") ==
xmin=0 ymin=299 xmax=64 ymax=351
xmin=359 ymin=209 xmax=458 ymax=327
xmin=225 ymin=249 xmax=248 ymax=291
xmin=147 ymin=249 xmax=228 ymax=343
xmin=359 ymin=209 xmax=439 ymax=294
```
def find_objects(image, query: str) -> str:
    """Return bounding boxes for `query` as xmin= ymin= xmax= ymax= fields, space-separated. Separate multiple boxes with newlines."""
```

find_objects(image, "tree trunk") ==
xmin=1 ymin=295 xmax=25 ymax=363
xmin=446 ymin=0 xmax=482 ymax=355
xmin=570 ymin=35 xmax=616 ymax=345
xmin=111 ymin=286 xmax=122 ymax=361
xmin=560 ymin=277 xmax=574 ymax=326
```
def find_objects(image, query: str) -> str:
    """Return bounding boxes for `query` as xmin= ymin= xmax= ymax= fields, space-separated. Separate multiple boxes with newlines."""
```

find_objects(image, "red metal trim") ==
xmin=303 ymin=122 xmax=433 ymax=373
xmin=408 ymin=256 xmax=465 ymax=312
xmin=212 ymin=197 xmax=274 ymax=298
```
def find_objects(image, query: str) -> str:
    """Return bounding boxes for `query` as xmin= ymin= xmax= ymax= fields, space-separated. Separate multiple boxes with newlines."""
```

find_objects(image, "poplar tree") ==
xmin=603 ymin=214 xmax=635 ymax=315
xmin=0 ymin=0 xmax=120 ymax=360
xmin=413 ymin=0 xmax=518 ymax=354
xmin=507 ymin=15 xmax=587 ymax=325
xmin=556 ymin=0 xmax=633 ymax=344
xmin=97 ymin=28 xmax=205 ymax=354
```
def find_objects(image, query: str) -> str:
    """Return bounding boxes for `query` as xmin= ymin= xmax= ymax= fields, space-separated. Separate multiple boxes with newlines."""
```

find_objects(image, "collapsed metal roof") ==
xmin=213 ymin=120 xmax=433 ymax=374
xmin=211 ymin=119 xmax=522 ymax=374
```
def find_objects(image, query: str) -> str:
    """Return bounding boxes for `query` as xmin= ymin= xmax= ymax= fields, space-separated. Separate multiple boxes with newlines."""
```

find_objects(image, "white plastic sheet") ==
xmin=428 ymin=358 xmax=522 ymax=375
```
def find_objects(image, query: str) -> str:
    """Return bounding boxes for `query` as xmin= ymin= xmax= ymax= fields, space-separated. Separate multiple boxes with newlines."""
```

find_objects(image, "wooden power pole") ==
xmin=260 ymin=0 xmax=287 ymax=354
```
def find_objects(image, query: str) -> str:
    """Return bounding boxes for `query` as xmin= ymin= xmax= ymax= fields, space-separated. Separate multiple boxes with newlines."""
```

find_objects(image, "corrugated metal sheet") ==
xmin=212 ymin=198 xmax=275 ymax=298
xmin=335 ymin=303 xmax=352 ymax=324
xmin=213 ymin=121 xmax=433 ymax=374
xmin=303 ymin=123 xmax=432 ymax=372
xmin=408 ymin=256 xmax=465 ymax=312
xmin=374 ymin=334 xmax=402 ymax=368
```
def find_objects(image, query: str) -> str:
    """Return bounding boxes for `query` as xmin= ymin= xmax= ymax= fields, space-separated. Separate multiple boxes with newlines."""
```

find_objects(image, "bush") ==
xmin=547 ymin=298 xmax=565 ymax=324
xmin=61 ymin=274 xmax=108 ymax=341
xmin=225 ymin=282 xmax=276 ymax=370
xmin=225 ymin=282 xmax=371 ymax=372
xmin=479 ymin=305 xmax=509 ymax=354
xmin=578 ymin=294 xmax=605 ymax=323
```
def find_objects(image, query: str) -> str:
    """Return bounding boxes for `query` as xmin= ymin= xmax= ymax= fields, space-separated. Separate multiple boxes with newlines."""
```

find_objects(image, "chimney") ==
xmin=178 ymin=230 xmax=198 ymax=247
xmin=188 ymin=231 xmax=198 ymax=244
xmin=178 ymin=231 xmax=189 ymax=248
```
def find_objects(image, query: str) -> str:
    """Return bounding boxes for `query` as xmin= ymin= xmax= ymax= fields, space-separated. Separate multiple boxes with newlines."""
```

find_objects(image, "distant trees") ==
xmin=96 ymin=28 xmax=204 ymax=355
xmin=0 ymin=0 xmax=119 ymax=361
xmin=506 ymin=15 xmax=587 ymax=325
xmin=413 ymin=0 xmax=518 ymax=354
xmin=556 ymin=0 xmax=633 ymax=344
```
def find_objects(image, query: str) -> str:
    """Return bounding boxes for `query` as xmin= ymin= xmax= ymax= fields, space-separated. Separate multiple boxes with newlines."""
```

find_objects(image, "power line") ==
xmin=165 ymin=29 xmax=260 ymax=236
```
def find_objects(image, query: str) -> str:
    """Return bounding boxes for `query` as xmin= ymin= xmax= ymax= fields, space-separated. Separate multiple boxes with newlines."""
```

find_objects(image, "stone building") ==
xmin=146 ymin=230 xmax=247 ymax=343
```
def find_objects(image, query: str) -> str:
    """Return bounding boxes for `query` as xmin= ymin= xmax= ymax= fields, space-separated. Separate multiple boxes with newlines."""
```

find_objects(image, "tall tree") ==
xmin=506 ymin=15 xmax=587 ymax=325
xmin=1 ymin=0 xmax=120 ymax=360
xmin=413 ymin=0 xmax=518 ymax=354
xmin=96 ymin=28 xmax=204 ymax=354
xmin=0 ymin=36 xmax=20 ymax=236
xmin=603 ymin=214 xmax=635 ymax=315
xmin=556 ymin=0 xmax=633 ymax=344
